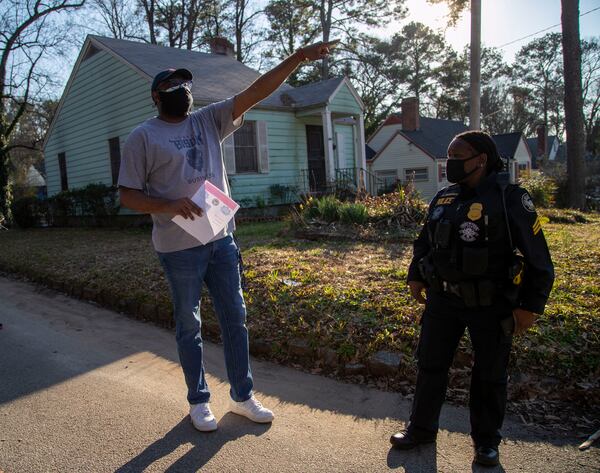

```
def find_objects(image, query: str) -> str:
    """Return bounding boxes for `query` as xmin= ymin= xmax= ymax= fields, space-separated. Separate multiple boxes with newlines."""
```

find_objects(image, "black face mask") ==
xmin=446 ymin=153 xmax=481 ymax=183
xmin=158 ymin=88 xmax=192 ymax=117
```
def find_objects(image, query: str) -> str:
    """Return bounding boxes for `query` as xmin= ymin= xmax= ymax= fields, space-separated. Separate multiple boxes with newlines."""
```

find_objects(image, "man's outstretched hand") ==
xmin=298 ymin=40 xmax=340 ymax=61
xmin=233 ymin=39 xmax=340 ymax=120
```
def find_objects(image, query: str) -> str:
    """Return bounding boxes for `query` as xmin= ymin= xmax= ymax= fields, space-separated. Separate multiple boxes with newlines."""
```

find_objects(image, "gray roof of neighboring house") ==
xmin=493 ymin=132 xmax=523 ymax=159
xmin=91 ymin=35 xmax=346 ymax=110
xmin=401 ymin=116 xmax=468 ymax=158
xmin=526 ymin=138 xmax=538 ymax=156
xmin=279 ymin=77 xmax=345 ymax=109
xmin=526 ymin=135 xmax=558 ymax=157
xmin=365 ymin=143 xmax=377 ymax=161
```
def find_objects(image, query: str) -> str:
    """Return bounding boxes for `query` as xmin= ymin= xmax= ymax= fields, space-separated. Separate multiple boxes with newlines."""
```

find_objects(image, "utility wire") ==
xmin=496 ymin=5 xmax=600 ymax=49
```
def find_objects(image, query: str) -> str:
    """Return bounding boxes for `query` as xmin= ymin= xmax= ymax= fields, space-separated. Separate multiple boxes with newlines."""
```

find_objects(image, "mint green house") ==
xmin=43 ymin=35 xmax=368 ymax=207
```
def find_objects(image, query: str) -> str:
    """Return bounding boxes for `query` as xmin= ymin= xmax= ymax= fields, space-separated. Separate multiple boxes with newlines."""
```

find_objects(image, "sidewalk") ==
xmin=0 ymin=276 xmax=597 ymax=472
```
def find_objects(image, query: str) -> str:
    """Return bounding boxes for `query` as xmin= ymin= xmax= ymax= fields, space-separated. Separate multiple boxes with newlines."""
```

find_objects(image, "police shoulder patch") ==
xmin=431 ymin=206 xmax=445 ymax=221
xmin=521 ymin=193 xmax=536 ymax=212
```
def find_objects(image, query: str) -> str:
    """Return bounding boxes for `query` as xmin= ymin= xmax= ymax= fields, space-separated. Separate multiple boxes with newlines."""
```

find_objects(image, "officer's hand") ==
xmin=408 ymin=280 xmax=427 ymax=304
xmin=164 ymin=198 xmax=203 ymax=220
xmin=512 ymin=308 xmax=537 ymax=335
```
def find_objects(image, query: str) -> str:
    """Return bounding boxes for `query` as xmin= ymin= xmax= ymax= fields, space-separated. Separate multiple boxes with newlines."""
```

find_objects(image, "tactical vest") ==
xmin=424 ymin=179 xmax=514 ymax=286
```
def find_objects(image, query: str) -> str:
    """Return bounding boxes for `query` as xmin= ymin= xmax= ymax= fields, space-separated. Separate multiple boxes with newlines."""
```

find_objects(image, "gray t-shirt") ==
xmin=118 ymin=97 xmax=243 ymax=253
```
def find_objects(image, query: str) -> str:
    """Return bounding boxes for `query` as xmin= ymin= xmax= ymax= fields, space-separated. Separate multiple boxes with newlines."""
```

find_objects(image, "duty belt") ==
xmin=439 ymin=279 xmax=498 ymax=308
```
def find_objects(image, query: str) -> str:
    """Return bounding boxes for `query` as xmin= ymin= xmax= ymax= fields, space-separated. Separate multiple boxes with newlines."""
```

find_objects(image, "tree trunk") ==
xmin=561 ymin=0 xmax=586 ymax=209
xmin=0 ymin=126 xmax=12 ymax=221
xmin=320 ymin=0 xmax=332 ymax=80
xmin=469 ymin=0 xmax=481 ymax=129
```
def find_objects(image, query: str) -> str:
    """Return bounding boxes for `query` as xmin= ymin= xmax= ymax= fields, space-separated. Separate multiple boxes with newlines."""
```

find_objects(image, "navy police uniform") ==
xmin=406 ymin=171 xmax=554 ymax=448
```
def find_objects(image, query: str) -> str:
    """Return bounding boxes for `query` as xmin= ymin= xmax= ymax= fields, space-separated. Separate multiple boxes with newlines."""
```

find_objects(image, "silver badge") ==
xmin=521 ymin=193 xmax=535 ymax=212
xmin=431 ymin=206 xmax=444 ymax=221
xmin=459 ymin=222 xmax=479 ymax=242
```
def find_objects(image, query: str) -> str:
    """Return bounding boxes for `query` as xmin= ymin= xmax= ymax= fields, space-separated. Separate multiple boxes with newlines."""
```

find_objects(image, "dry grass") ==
xmin=0 ymin=214 xmax=598 ymax=407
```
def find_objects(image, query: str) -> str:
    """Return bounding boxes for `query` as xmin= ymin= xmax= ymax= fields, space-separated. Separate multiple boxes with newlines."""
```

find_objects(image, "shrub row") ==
xmin=11 ymin=183 xmax=119 ymax=228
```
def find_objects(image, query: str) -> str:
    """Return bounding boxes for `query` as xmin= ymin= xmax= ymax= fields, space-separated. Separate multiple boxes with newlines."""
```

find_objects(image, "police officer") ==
xmin=390 ymin=131 xmax=554 ymax=467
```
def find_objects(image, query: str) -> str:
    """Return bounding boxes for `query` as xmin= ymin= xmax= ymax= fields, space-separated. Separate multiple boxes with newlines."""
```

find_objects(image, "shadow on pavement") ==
xmin=386 ymin=444 xmax=437 ymax=472
xmin=0 ymin=278 xmax=578 ymax=450
xmin=115 ymin=413 xmax=271 ymax=473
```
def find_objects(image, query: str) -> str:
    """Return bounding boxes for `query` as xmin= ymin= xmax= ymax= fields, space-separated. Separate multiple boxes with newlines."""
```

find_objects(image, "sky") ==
xmin=385 ymin=0 xmax=600 ymax=61
xmin=23 ymin=0 xmax=600 ymax=99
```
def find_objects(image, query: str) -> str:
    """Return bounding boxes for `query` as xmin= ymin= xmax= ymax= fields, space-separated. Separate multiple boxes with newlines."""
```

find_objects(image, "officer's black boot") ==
xmin=474 ymin=446 xmax=500 ymax=466
xmin=390 ymin=430 xmax=436 ymax=450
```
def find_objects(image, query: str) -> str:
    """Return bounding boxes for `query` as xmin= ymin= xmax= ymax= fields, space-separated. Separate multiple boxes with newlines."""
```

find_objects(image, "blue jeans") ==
xmin=157 ymin=235 xmax=253 ymax=405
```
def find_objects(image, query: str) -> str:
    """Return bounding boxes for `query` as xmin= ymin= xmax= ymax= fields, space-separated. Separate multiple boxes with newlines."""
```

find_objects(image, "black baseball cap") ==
xmin=151 ymin=68 xmax=193 ymax=91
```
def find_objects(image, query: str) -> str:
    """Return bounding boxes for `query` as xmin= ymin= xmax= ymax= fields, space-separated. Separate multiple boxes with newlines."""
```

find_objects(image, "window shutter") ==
xmin=256 ymin=121 xmax=269 ymax=174
xmin=438 ymin=163 xmax=442 ymax=182
xmin=335 ymin=132 xmax=345 ymax=169
xmin=223 ymin=134 xmax=236 ymax=174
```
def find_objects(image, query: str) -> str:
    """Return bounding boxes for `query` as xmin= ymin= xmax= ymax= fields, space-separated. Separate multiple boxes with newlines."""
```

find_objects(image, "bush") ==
xmin=11 ymin=196 xmax=43 ymax=228
xmin=316 ymin=195 xmax=342 ymax=222
xmin=339 ymin=202 xmax=368 ymax=225
xmin=47 ymin=183 xmax=119 ymax=223
xmin=519 ymin=170 xmax=557 ymax=207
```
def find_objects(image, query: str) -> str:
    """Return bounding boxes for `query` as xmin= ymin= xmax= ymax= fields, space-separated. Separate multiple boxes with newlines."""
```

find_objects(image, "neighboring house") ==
xmin=526 ymin=132 xmax=560 ymax=168
xmin=367 ymin=98 xmax=533 ymax=201
xmin=494 ymin=132 xmax=532 ymax=181
xmin=24 ymin=164 xmax=47 ymax=200
xmin=43 ymin=35 xmax=367 ymax=207
xmin=367 ymin=98 xmax=467 ymax=201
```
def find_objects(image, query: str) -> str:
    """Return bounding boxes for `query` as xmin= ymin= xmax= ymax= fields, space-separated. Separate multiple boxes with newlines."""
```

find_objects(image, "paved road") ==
xmin=0 ymin=277 xmax=597 ymax=472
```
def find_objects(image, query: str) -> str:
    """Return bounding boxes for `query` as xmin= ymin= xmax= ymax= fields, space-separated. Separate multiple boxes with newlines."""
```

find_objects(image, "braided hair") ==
xmin=454 ymin=130 xmax=504 ymax=175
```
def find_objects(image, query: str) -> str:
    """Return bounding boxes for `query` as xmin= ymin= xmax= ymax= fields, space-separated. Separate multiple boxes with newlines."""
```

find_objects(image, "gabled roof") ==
xmin=91 ymin=35 xmax=291 ymax=106
xmin=526 ymin=138 xmax=537 ymax=157
xmin=493 ymin=132 xmax=524 ymax=159
xmin=402 ymin=117 xmax=468 ymax=158
xmin=526 ymin=135 xmax=558 ymax=157
xmin=44 ymin=35 xmax=364 ymax=149
xmin=368 ymin=115 xmax=468 ymax=163
xmin=85 ymin=36 xmax=360 ymax=110
xmin=365 ymin=143 xmax=377 ymax=161
xmin=280 ymin=77 xmax=345 ymax=109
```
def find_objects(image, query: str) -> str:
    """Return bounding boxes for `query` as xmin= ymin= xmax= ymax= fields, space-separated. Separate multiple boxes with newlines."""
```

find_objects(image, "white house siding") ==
xmin=515 ymin=137 xmax=532 ymax=169
xmin=333 ymin=123 xmax=355 ymax=169
xmin=44 ymin=50 xmax=155 ymax=196
xmin=368 ymin=134 xmax=438 ymax=202
xmin=367 ymin=124 xmax=400 ymax=153
xmin=329 ymin=83 xmax=362 ymax=116
xmin=228 ymin=108 xmax=308 ymax=205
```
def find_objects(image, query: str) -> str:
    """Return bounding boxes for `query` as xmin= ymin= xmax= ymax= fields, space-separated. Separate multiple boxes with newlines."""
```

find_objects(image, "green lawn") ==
xmin=0 ymin=214 xmax=598 ymax=406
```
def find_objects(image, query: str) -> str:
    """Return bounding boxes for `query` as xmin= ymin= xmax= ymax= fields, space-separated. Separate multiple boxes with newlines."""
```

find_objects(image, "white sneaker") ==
xmin=189 ymin=402 xmax=218 ymax=432
xmin=229 ymin=395 xmax=274 ymax=423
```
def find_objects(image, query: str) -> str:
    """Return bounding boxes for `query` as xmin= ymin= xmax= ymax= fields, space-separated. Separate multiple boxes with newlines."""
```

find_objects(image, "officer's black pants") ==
xmin=408 ymin=299 xmax=512 ymax=448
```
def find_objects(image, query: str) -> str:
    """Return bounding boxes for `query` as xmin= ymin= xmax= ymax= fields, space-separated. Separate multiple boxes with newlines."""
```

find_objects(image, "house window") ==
xmin=58 ymin=152 xmax=68 ymax=191
xmin=108 ymin=137 xmax=121 ymax=185
xmin=234 ymin=121 xmax=258 ymax=173
xmin=376 ymin=170 xmax=398 ymax=191
xmin=404 ymin=167 xmax=428 ymax=182
xmin=438 ymin=163 xmax=446 ymax=182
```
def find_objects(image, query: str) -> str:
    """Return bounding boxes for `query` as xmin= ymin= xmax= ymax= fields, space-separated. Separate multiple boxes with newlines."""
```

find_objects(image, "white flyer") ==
xmin=172 ymin=180 xmax=239 ymax=244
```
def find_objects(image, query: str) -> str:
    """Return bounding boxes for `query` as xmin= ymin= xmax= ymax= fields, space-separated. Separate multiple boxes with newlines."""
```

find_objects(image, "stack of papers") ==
xmin=172 ymin=180 xmax=239 ymax=244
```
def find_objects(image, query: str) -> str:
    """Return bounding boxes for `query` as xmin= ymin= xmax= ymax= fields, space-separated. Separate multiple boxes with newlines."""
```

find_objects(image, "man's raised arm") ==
xmin=232 ymin=40 xmax=339 ymax=121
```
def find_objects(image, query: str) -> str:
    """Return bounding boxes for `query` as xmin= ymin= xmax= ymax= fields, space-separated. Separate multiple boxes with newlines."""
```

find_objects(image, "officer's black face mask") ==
xmin=158 ymin=88 xmax=192 ymax=117
xmin=446 ymin=153 xmax=481 ymax=183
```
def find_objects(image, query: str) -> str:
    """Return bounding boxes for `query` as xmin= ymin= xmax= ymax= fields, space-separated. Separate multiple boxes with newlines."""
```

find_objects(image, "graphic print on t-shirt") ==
xmin=169 ymin=132 xmax=205 ymax=174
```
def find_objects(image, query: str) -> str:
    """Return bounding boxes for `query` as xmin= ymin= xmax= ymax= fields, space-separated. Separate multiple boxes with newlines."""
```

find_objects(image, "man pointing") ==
xmin=118 ymin=41 xmax=336 ymax=431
